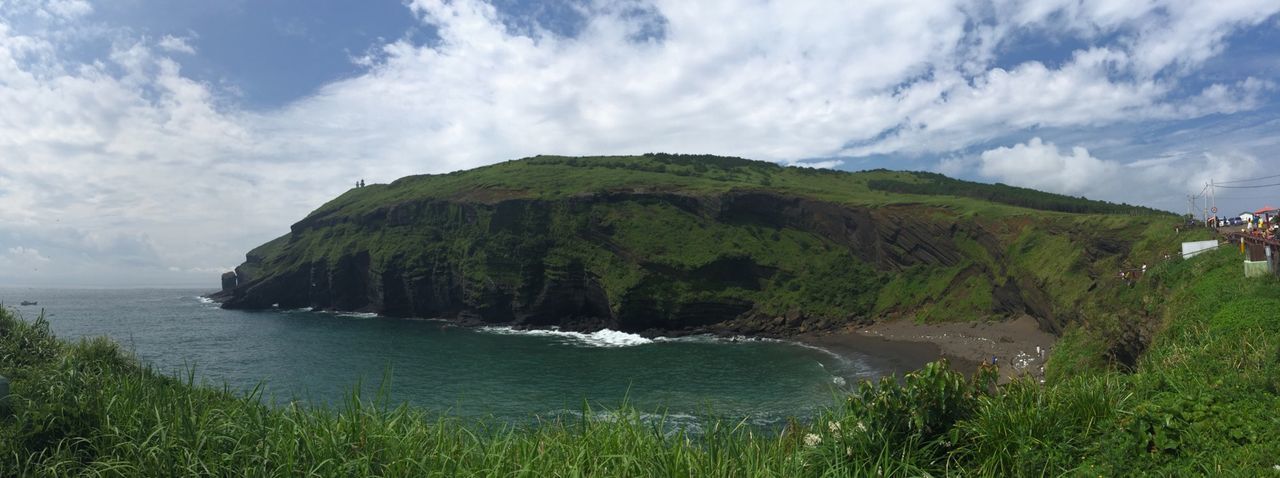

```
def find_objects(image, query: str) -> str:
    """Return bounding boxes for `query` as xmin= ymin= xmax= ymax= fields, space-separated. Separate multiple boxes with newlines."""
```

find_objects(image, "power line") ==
xmin=1217 ymin=182 xmax=1280 ymax=189
xmin=1216 ymin=195 xmax=1279 ymax=200
xmin=1192 ymin=183 xmax=1209 ymax=199
xmin=1217 ymin=173 xmax=1280 ymax=184
xmin=1215 ymin=195 xmax=1280 ymax=200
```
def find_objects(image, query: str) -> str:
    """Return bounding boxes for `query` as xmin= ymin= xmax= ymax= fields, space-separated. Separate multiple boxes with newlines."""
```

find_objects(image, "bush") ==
xmin=845 ymin=360 xmax=996 ymax=448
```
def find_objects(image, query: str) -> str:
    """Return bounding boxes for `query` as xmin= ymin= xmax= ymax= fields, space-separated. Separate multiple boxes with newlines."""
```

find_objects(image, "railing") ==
xmin=1224 ymin=231 xmax=1280 ymax=247
xmin=1224 ymin=231 xmax=1280 ymax=277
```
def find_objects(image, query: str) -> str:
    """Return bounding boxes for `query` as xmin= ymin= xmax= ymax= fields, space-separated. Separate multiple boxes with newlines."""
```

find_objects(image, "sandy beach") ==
xmin=798 ymin=315 xmax=1056 ymax=382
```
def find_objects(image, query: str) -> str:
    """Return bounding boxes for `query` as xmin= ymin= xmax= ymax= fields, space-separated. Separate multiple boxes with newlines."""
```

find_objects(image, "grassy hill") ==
xmin=3 ymin=245 xmax=1277 ymax=475
xmin=217 ymin=154 xmax=1177 ymax=344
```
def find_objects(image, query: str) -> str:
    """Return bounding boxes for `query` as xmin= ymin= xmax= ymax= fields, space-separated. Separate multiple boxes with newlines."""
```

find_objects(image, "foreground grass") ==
xmin=3 ymin=247 xmax=1280 ymax=476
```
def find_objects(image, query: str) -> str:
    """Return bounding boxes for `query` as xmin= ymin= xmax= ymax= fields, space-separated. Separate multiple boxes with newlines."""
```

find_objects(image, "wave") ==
xmin=296 ymin=308 xmax=375 ymax=318
xmin=652 ymin=334 xmax=779 ymax=344
xmin=478 ymin=326 xmax=653 ymax=347
xmin=195 ymin=296 xmax=215 ymax=304
xmin=545 ymin=409 xmax=803 ymax=435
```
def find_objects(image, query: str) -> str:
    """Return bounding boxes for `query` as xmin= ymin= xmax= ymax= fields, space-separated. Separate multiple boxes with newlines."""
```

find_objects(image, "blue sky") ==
xmin=1 ymin=0 xmax=1279 ymax=287
xmin=87 ymin=1 xmax=427 ymax=109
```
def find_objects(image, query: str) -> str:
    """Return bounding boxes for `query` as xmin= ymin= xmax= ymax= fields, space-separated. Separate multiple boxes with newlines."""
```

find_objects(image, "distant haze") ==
xmin=1 ymin=0 xmax=1278 ymax=287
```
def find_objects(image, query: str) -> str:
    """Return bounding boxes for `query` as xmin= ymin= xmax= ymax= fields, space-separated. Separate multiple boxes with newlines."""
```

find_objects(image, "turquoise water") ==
xmin=1 ymin=288 xmax=890 ymax=427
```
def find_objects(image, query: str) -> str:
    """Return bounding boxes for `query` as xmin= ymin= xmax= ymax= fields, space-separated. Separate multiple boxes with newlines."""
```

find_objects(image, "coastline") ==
xmin=794 ymin=330 xmax=956 ymax=378
xmin=207 ymin=291 xmax=1055 ymax=381
xmin=796 ymin=315 xmax=1056 ymax=382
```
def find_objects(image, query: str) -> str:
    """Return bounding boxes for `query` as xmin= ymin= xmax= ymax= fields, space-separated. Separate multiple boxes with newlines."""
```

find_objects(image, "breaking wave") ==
xmin=478 ymin=326 xmax=654 ymax=347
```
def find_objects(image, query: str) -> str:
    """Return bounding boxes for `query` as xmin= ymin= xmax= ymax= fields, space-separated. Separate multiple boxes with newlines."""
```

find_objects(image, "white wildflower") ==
xmin=856 ymin=421 xmax=868 ymax=433
xmin=828 ymin=421 xmax=842 ymax=438
xmin=803 ymin=433 xmax=822 ymax=447
xmin=846 ymin=446 xmax=853 ymax=457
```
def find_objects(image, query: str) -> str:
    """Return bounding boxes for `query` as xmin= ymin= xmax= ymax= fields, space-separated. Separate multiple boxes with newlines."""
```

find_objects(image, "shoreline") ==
xmin=208 ymin=293 xmax=1056 ymax=380
xmin=793 ymin=330 xmax=959 ymax=378
xmin=795 ymin=315 xmax=1056 ymax=382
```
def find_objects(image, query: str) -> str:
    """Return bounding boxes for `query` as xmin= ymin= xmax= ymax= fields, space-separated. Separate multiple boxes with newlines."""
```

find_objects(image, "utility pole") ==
xmin=1202 ymin=182 xmax=1210 ymax=223
xmin=1210 ymin=179 xmax=1217 ymax=223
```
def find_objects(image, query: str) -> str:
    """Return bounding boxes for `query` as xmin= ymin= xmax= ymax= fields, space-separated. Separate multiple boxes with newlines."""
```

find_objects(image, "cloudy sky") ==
xmin=2 ymin=0 xmax=1279 ymax=288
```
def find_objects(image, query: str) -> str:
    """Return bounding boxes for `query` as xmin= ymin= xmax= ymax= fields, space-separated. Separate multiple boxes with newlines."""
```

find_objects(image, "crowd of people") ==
xmin=1245 ymin=216 xmax=1278 ymax=240
xmin=1206 ymin=208 xmax=1279 ymax=241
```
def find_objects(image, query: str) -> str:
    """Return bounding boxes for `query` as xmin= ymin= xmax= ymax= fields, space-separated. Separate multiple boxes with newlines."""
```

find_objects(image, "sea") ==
xmin=0 ymin=287 xmax=893 ymax=429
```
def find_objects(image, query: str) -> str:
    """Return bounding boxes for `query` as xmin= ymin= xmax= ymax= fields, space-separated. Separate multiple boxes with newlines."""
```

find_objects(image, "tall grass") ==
xmin=2 ymin=246 xmax=1280 ymax=476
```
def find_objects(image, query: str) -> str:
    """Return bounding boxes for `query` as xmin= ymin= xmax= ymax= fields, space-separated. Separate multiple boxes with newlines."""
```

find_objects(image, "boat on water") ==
xmin=19 ymin=300 xmax=37 ymax=306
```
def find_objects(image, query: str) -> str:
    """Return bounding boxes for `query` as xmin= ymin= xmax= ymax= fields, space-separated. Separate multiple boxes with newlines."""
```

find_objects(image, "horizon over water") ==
xmin=1 ymin=287 xmax=893 ymax=429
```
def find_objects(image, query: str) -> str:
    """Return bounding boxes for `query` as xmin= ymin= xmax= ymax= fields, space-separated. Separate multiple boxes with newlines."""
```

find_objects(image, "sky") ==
xmin=1 ymin=0 xmax=1279 ymax=288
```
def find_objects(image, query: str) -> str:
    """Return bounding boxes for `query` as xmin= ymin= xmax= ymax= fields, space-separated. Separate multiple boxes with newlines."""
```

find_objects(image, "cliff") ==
xmin=213 ymin=154 xmax=1175 ymax=338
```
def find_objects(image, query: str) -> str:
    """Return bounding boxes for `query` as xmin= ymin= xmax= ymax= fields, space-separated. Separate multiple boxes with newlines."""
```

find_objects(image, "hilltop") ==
xmin=213 ymin=154 xmax=1175 ymax=348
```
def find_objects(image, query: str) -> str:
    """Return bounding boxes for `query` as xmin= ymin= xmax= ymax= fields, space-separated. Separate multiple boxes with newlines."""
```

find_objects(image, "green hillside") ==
xmin=217 ymin=154 xmax=1177 ymax=342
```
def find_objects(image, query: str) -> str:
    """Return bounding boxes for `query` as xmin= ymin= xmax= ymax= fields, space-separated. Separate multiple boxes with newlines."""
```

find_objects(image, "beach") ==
xmin=799 ymin=315 xmax=1056 ymax=382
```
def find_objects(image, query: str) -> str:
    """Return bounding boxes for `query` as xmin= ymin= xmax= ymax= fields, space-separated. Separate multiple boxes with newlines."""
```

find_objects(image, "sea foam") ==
xmin=479 ymin=326 xmax=653 ymax=347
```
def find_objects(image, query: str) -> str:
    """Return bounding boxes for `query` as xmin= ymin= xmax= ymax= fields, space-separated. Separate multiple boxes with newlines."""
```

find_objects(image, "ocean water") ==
xmin=0 ymin=287 xmax=890 ymax=427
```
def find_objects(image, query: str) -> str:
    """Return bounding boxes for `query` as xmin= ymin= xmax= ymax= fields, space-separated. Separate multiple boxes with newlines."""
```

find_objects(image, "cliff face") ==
xmin=215 ymin=155 xmax=1171 ymax=337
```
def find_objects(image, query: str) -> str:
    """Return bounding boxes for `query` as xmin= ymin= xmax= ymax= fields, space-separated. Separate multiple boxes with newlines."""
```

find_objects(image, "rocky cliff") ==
xmin=213 ymin=154 xmax=1173 ymax=338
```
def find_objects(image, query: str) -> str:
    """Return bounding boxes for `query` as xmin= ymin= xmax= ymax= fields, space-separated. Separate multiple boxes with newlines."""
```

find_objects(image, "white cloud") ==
xmin=970 ymin=137 xmax=1263 ymax=208
xmin=6 ymin=246 xmax=49 ymax=263
xmin=156 ymin=35 xmax=196 ymax=55
xmin=0 ymin=246 xmax=50 ymax=281
xmin=797 ymin=160 xmax=845 ymax=170
xmin=0 ymin=0 xmax=92 ymax=21
xmin=0 ymin=0 xmax=1278 ymax=286
xmin=978 ymin=138 xmax=1120 ymax=195
xmin=42 ymin=0 xmax=91 ymax=19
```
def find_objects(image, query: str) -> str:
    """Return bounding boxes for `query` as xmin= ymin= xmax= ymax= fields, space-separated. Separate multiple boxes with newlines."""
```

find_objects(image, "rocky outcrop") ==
xmin=220 ymin=271 xmax=238 ymax=291
xmin=715 ymin=191 xmax=965 ymax=270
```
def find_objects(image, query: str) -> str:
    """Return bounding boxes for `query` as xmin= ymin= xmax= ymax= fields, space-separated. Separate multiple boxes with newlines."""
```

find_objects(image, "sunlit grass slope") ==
xmin=3 ymin=245 xmax=1278 ymax=476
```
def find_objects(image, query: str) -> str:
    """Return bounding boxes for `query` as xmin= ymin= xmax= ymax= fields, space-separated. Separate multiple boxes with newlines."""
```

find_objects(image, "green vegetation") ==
xmin=229 ymin=154 xmax=1179 ymax=333
xmin=308 ymin=154 xmax=1161 ymax=222
xmin=866 ymin=170 xmax=1164 ymax=215
xmin=5 ymin=245 xmax=1280 ymax=476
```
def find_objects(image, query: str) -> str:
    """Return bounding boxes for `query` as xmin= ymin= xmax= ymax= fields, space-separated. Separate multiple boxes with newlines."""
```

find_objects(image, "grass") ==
xmin=309 ymin=155 xmax=1159 ymax=218
xmin=4 ymin=244 xmax=1280 ymax=476
xmin=233 ymin=154 xmax=1180 ymax=333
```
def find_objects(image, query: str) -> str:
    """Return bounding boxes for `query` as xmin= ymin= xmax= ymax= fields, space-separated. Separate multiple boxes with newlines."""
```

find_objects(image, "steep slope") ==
xmin=213 ymin=154 xmax=1176 ymax=337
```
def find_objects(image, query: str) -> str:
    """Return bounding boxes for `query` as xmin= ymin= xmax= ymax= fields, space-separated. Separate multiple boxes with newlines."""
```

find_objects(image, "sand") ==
xmin=798 ymin=315 xmax=1056 ymax=382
